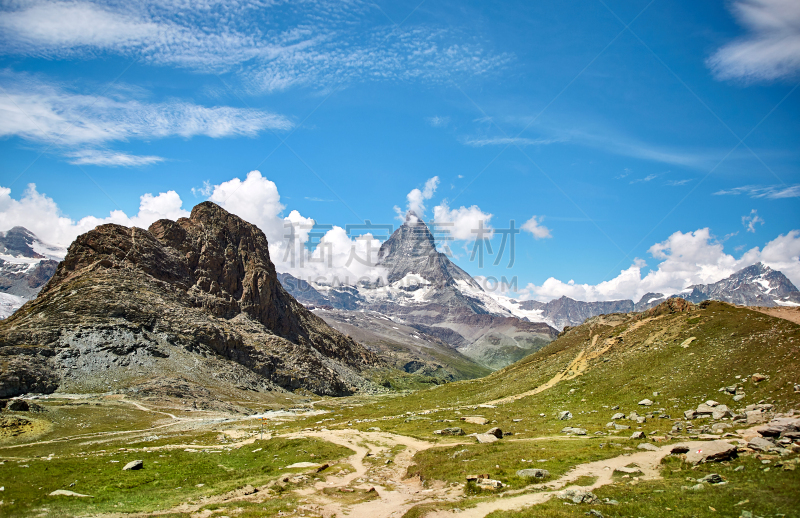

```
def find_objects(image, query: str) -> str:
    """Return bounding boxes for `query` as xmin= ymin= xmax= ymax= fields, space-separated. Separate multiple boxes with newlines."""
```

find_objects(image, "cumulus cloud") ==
xmin=0 ymin=183 xmax=189 ymax=247
xmin=0 ymin=171 xmax=387 ymax=285
xmin=432 ymin=200 xmax=493 ymax=241
xmin=521 ymin=216 xmax=551 ymax=239
xmin=206 ymin=170 xmax=386 ymax=284
xmin=742 ymin=209 xmax=765 ymax=233
xmin=708 ymin=0 xmax=800 ymax=81
xmin=403 ymin=176 xmax=440 ymax=217
xmin=515 ymin=227 xmax=800 ymax=302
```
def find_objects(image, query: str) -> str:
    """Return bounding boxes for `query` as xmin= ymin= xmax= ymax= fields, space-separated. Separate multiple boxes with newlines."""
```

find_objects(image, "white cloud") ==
xmin=521 ymin=216 xmax=552 ymax=239
xmin=432 ymin=200 xmax=493 ymax=241
xmin=0 ymin=171 xmax=387 ymax=285
xmin=426 ymin=116 xmax=450 ymax=127
xmin=206 ymin=170 xmax=386 ymax=284
xmin=191 ymin=181 xmax=213 ymax=198
xmin=708 ymin=0 xmax=800 ymax=81
xmin=742 ymin=209 xmax=765 ymax=233
xmin=405 ymin=176 xmax=439 ymax=217
xmin=0 ymin=72 xmax=292 ymax=147
xmin=630 ymin=173 xmax=659 ymax=184
xmin=0 ymin=1 xmax=512 ymax=92
xmin=0 ymin=183 xmax=189 ymax=247
xmin=713 ymin=184 xmax=800 ymax=199
xmin=515 ymin=227 xmax=800 ymax=302
xmin=66 ymin=150 xmax=164 ymax=166
xmin=462 ymin=136 xmax=562 ymax=147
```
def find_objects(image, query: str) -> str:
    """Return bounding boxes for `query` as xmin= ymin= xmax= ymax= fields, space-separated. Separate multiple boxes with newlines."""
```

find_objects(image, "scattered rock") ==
xmin=684 ymin=410 xmax=696 ymax=419
xmin=705 ymin=400 xmax=720 ymax=407
xmin=49 ymin=490 xmax=92 ymax=498
xmin=122 ymin=460 xmax=143 ymax=471
xmin=562 ymin=427 xmax=587 ymax=435
xmin=747 ymin=437 xmax=775 ymax=452
xmin=751 ymin=373 xmax=767 ymax=383
xmin=614 ymin=424 xmax=630 ymax=430
xmin=638 ymin=399 xmax=653 ymax=406
xmin=517 ymin=468 xmax=549 ymax=479
xmin=638 ymin=443 xmax=659 ymax=451
xmin=558 ymin=489 xmax=599 ymax=504
xmin=698 ymin=473 xmax=725 ymax=484
xmin=611 ymin=413 xmax=625 ymax=420
xmin=476 ymin=478 xmax=503 ymax=489
xmin=558 ymin=411 xmax=573 ymax=420
xmin=433 ymin=427 xmax=465 ymax=436
xmin=630 ymin=431 xmax=646 ymax=440
xmin=462 ymin=416 xmax=489 ymax=425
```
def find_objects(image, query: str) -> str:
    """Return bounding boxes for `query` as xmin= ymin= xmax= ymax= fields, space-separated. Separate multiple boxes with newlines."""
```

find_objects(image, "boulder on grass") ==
xmin=683 ymin=441 xmax=737 ymax=465
xmin=123 ymin=460 xmax=143 ymax=471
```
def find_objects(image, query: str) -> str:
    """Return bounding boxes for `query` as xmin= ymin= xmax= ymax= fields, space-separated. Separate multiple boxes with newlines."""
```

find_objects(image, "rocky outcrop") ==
xmin=0 ymin=202 xmax=382 ymax=398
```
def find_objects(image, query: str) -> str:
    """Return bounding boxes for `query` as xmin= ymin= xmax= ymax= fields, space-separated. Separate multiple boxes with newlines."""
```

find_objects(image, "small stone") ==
xmin=611 ymin=413 xmax=625 ymax=420
xmin=751 ymin=373 xmax=767 ymax=383
xmin=614 ymin=424 xmax=630 ymax=430
xmin=433 ymin=427 xmax=465 ymax=436
xmin=558 ymin=411 xmax=573 ymax=420
xmin=630 ymin=431 xmax=646 ymax=440
xmin=638 ymin=399 xmax=653 ymax=406
xmin=462 ymin=416 xmax=489 ymax=425
xmin=49 ymin=490 xmax=93 ymax=498
xmin=733 ymin=394 xmax=745 ymax=402
xmin=638 ymin=443 xmax=659 ymax=451
xmin=698 ymin=473 xmax=724 ymax=484
xmin=517 ymin=468 xmax=549 ymax=479
xmin=122 ymin=460 xmax=143 ymax=471
xmin=705 ymin=400 xmax=720 ymax=407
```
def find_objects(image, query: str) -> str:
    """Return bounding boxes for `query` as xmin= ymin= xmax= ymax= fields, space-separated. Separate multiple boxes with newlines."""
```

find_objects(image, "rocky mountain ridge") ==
xmin=0 ymin=202 xmax=383 ymax=398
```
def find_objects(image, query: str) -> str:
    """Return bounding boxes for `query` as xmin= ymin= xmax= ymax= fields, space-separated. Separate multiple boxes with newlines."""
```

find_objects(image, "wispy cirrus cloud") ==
xmin=0 ymin=71 xmax=292 ymax=164
xmin=666 ymin=179 xmax=692 ymax=186
xmin=462 ymin=136 xmax=563 ymax=147
xmin=708 ymin=0 xmax=800 ymax=82
xmin=713 ymin=184 xmax=800 ymax=199
xmin=0 ymin=1 xmax=512 ymax=93
xmin=66 ymin=150 xmax=165 ymax=167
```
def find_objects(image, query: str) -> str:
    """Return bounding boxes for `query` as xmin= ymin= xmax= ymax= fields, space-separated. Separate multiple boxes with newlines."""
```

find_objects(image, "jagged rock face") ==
xmin=0 ymin=202 xmax=382 ymax=398
xmin=376 ymin=212 xmax=480 ymax=289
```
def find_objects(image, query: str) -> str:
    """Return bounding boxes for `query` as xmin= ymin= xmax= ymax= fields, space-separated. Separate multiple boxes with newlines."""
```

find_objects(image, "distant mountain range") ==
xmin=2 ymin=217 xmax=798 ymax=376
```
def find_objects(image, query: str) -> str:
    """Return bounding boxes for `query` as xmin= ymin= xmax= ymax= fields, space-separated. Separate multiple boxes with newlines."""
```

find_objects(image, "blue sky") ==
xmin=1 ymin=0 xmax=799 ymax=302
